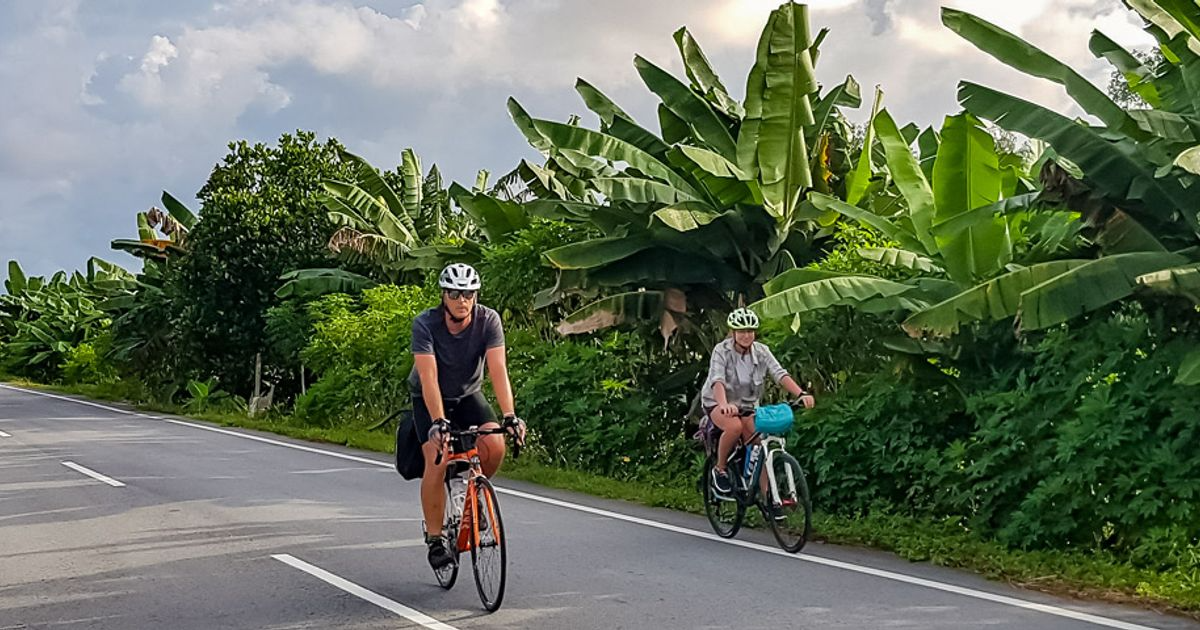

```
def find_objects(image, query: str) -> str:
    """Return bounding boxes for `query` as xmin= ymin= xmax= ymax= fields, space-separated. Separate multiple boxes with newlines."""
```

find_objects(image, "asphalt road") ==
xmin=1 ymin=384 xmax=1195 ymax=630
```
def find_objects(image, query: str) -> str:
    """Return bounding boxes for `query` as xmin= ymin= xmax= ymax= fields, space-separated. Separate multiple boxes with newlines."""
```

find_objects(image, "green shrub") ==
xmin=509 ymin=330 xmax=693 ymax=479
xmin=477 ymin=219 xmax=593 ymax=336
xmin=61 ymin=337 xmax=119 ymax=385
xmin=952 ymin=305 xmax=1200 ymax=555
xmin=296 ymin=283 xmax=436 ymax=426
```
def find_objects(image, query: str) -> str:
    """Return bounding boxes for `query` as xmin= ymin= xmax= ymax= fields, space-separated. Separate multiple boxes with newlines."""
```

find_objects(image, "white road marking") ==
xmin=61 ymin=461 xmax=126 ymax=487
xmin=0 ymin=384 xmax=1164 ymax=630
xmin=272 ymin=554 xmax=458 ymax=630
xmin=0 ymin=429 xmax=11 ymax=438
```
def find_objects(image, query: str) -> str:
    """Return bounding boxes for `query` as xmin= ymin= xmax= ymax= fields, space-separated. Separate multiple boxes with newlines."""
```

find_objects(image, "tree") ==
xmin=165 ymin=131 xmax=360 ymax=395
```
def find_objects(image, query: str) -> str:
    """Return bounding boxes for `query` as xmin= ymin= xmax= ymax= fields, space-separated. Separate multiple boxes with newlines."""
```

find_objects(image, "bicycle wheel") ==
xmin=470 ymin=477 xmax=506 ymax=612
xmin=434 ymin=479 xmax=460 ymax=589
xmin=763 ymin=452 xmax=812 ymax=553
xmin=702 ymin=455 xmax=744 ymax=538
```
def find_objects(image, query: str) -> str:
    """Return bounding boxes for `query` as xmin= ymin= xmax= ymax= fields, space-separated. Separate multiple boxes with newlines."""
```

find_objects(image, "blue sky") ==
xmin=0 ymin=0 xmax=1150 ymax=280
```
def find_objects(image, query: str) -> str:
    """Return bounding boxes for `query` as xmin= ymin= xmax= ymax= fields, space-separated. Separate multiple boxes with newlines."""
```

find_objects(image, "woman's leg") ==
xmin=710 ymin=407 xmax=743 ymax=473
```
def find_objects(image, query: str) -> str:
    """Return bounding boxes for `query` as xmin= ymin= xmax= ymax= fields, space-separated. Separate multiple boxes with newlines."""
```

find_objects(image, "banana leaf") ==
xmin=160 ymin=191 xmax=197 ymax=231
xmin=875 ymin=108 xmax=937 ymax=254
xmin=543 ymin=235 xmax=656 ymax=270
xmin=809 ymin=193 xmax=927 ymax=253
xmin=1137 ymin=262 xmax=1200 ymax=302
xmin=673 ymin=27 xmax=744 ymax=120
xmin=747 ymin=2 xmax=817 ymax=218
xmin=958 ymin=82 xmax=1200 ymax=232
xmin=857 ymin=248 xmax=944 ymax=274
xmin=1019 ymin=251 xmax=1190 ymax=330
xmin=400 ymin=149 xmax=423 ymax=214
xmin=557 ymin=290 xmax=666 ymax=335
xmin=846 ymin=87 xmax=882 ymax=207
xmin=751 ymin=274 xmax=915 ymax=319
xmin=902 ymin=259 xmax=1092 ymax=337
xmin=449 ymin=184 xmax=530 ymax=243
xmin=634 ymin=55 xmax=737 ymax=158
xmin=591 ymin=178 xmax=701 ymax=205
xmin=943 ymin=8 xmax=1148 ymax=143
xmin=532 ymin=119 xmax=703 ymax=198
xmin=1178 ymin=348 xmax=1200 ymax=385
xmin=275 ymin=268 xmax=376 ymax=299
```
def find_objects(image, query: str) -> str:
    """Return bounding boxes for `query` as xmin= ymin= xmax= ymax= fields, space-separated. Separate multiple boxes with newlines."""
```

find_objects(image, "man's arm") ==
xmin=414 ymin=354 xmax=445 ymax=420
xmin=485 ymin=346 xmax=515 ymax=417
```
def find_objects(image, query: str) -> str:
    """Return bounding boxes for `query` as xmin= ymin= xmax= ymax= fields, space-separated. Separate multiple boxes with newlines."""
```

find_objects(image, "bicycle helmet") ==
xmin=726 ymin=307 xmax=759 ymax=330
xmin=438 ymin=263 xmax=481 ymax=291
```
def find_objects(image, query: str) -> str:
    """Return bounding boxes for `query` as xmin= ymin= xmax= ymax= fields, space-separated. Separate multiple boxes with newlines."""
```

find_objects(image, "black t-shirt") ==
xmin=408 ymin=305 xmax=505 ymax=400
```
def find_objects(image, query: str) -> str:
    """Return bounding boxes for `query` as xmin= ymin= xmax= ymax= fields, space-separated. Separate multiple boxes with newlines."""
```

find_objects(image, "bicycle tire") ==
xmin=434 ymin=477 xmax=461 ymax=589
xmin=763 ymin=452 xmax=812 ymax=553
xmin=702 ymin=455 xmax=745 ymax=538
xmin=470 ymin=477 xmax=506 ymax=612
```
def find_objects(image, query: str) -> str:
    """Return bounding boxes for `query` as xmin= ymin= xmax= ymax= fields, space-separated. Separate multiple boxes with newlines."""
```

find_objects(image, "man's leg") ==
xmin=420 ymin=440 xmax=449 ymax=535
xmin=454 ymin=392 xmax=504 ymax=477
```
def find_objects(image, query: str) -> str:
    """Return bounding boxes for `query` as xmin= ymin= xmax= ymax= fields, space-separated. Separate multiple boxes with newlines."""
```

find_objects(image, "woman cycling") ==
xmin=701 ymin=307 xmax=814 ymax=497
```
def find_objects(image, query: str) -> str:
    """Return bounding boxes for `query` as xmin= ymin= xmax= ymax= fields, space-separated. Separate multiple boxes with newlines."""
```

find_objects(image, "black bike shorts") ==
xmin=411 ymin=391 xmax=497 ymax=444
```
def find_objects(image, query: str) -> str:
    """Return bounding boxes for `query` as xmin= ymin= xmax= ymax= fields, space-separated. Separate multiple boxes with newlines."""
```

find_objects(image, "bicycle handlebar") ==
xmin=432 ymin=418 xmax=524 ymax=465
xmin=736 ymin=398 xmax=808 ymax=417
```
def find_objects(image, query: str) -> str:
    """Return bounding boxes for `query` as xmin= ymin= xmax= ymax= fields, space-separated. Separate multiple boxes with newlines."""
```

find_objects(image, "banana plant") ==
xmin=111 ymin=191 xmax=196 ymax=262
xmin=277 ymin=149 xmax=507 ymax=299
xmin=0 ymin=258 xmax=133 ymax=379
xmin=932 ymin=2 xmax=1200 ymax=380
xmin=751 ymin=110 xmax=1076 ymax=329
xmin=497 ymin=2 xmax=863 ymax=339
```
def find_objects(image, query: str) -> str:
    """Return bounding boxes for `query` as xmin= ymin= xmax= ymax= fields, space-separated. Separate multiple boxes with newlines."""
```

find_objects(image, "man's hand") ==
xmin=428 ymin=419 xmax=450 ymax=451
xmin=503 ymin=414 xmax=526 ymax=446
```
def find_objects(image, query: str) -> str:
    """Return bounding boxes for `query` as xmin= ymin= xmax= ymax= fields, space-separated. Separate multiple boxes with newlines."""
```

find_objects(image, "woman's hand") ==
xmin=797 ymin=394 xmax=815 ymax=409
xmin=719 ymin=403 xmax=740 ymax=417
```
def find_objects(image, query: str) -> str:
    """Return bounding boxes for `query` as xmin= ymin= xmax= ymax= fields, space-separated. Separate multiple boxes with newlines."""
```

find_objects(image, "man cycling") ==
xmin=701 ymin=307 xmax=814 ymax=498
xmin=410 ymin=263 xmax=525 ymax=570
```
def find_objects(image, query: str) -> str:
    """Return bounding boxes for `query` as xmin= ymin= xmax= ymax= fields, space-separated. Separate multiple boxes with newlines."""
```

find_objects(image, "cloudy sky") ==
xmin=0 ymin=0 xmax=1152 ymax=279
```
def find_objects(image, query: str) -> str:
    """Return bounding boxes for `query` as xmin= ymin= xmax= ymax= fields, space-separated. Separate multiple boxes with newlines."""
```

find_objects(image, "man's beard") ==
xmin=444 ymin=304 xmax=471 ymax=324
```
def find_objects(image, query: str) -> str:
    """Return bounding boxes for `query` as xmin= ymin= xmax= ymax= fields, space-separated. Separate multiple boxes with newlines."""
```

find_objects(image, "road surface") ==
xmin=0 ymin=384 xmax=1194 ymax=630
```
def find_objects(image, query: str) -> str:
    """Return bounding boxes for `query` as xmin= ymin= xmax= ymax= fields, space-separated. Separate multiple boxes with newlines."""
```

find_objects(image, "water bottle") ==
xmin=450 ymin=477 xmax=467 ymax=521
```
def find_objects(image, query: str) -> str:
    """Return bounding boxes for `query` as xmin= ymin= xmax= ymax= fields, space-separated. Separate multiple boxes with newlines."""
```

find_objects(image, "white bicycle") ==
xmin=699 ymin=401 xmax=813 ymax=552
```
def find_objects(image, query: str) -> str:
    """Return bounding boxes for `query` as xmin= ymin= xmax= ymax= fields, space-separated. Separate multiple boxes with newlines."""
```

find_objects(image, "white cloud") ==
xmin=0 ymin=0 xmax=1163 ymax=279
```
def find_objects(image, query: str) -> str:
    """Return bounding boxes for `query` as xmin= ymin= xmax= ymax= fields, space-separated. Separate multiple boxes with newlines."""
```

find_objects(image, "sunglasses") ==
xmin=444 ymin=289 xmax=477 ymax=301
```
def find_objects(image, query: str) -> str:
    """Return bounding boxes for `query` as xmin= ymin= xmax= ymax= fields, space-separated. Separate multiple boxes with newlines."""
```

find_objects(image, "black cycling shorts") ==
xmin=411 ymin=391 xmax=497 ymax=445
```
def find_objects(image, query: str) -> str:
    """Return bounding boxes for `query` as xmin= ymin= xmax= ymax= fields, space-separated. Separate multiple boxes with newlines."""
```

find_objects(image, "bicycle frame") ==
xmin=723 ymin=432 xmax=795 ymax=510
xmin=442 ymin=446 xmax=498 ymax=553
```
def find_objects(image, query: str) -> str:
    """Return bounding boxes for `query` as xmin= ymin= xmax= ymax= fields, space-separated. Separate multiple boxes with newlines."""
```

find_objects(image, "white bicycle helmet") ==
xmin=439 ymin=263 xmax=481 ymax=291
xmin=726 ymin=307 xmax=759 ymax=330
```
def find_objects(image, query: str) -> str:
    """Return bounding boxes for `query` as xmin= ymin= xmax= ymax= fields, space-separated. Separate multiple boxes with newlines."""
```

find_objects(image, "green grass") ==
xmin=5 ymin=376 xmax=1198 ymax=619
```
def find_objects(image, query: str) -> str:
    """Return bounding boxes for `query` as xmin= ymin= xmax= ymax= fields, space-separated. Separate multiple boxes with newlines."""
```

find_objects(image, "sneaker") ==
xmin=426 ymin=535 xmax=454 ymax=569
xmin=767 ymin=502 xmax=787 ymax=521
xmin=710 ymin=467 xmax=733 ymax=496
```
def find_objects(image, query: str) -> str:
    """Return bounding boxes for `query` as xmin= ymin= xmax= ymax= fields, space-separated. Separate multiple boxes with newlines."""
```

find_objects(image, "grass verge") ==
xmin=6 ymin=377 xmax=1197 ymax=619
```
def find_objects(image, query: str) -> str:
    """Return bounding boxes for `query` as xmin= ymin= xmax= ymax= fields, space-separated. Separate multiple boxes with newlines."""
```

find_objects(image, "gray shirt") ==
xmin=408 ymin=305 xmax=505 ymax=400
xmin=700 ymin=338 xmax=789 ymax=410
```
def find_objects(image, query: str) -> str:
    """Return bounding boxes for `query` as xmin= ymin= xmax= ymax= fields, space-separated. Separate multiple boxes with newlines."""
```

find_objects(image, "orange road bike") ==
xmin=427 ymin=421 xmax=521 ymax=612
